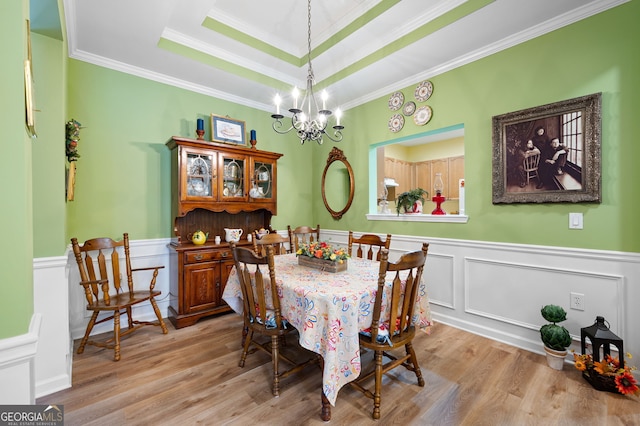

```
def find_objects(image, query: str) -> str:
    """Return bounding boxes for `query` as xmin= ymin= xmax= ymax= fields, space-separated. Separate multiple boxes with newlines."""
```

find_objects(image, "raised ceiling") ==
xmin=58 ymin=0 xmax=625 ymax=113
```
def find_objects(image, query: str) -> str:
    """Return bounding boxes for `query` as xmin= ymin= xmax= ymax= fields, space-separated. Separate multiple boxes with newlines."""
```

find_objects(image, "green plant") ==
xmin=65 ymin=118 xmax=82 ymax=162
xmin=540 ymin=304 xmax=572 ymax=351
xmin=395 ymin=188 xmax=428 ymax=215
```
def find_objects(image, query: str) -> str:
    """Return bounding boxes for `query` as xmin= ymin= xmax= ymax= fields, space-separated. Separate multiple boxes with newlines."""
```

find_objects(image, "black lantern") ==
xmin=580 ymin=316 xmax=625 ymax=393
xmin=581 ymin=316 xmax=624 ymax=367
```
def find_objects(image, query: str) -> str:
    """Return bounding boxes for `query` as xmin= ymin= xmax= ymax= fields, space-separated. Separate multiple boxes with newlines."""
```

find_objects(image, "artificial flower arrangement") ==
xmin=65 ymin=118 xmax=82 ymax=162
xmin=572 ymin=350 xmax=639 ymax=396
xmin=296 ymin=241 xmax=349 ymax=263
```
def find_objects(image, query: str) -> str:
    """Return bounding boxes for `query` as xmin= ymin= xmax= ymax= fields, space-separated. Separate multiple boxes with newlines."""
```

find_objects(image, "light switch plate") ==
xmin=569 ymin=212 xmax=583 ymax=229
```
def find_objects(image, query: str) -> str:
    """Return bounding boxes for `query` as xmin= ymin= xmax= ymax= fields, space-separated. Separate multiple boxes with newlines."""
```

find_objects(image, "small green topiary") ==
xmin=540 ymin=304 xmax=572 ymax=351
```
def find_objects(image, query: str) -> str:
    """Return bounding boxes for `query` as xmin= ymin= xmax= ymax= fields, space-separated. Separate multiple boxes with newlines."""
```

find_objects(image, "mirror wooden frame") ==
xmin=321 ymin=147 xmax=355 ymax=220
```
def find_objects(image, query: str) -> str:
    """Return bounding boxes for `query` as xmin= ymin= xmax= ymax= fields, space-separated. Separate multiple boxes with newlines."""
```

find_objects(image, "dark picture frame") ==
xmin=492 ymin=93 xmax=602 ymax=204
xmin=211 ymin=114 xmax=246 ymax=146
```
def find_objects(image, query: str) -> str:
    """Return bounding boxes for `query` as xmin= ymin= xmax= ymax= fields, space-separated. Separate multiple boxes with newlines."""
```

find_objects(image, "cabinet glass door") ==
xmin=250 ymin=161 xmax=274 ymax=199
xmin=221 ymin=155 xmax=246 ymax=199
xmin=185 ymin=152 xmax=214 ymax=198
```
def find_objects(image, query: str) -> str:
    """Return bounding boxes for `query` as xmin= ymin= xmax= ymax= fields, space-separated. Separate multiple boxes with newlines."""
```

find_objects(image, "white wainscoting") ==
xmin=322 ymin=230 xmax=640 ymax=361
xmin=0 ymin=314 xmax=41 ymax=404
xmin=15 ymin=233 xmax=639 ymax=399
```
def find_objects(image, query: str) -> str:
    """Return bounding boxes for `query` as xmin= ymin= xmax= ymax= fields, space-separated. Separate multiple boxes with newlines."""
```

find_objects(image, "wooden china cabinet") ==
xmin=166 ymin=136 xmax=283 ymax=328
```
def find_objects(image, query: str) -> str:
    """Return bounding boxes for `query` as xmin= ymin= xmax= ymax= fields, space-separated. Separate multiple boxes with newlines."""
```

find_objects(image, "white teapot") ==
xmin=224 ymin=228 xmax=243 ymax=242
xmin=256 ymin=228 xmax=270 ymax=239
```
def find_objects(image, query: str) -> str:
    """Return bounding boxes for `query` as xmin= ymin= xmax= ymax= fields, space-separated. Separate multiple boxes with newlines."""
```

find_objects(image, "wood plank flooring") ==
xmin=38 ymin=313 xmax=640 ymax=425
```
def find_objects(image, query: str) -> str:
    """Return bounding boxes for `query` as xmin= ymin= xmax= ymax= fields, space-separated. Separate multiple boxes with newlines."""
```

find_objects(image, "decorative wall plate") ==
xmin=388 ymin=91 xmax=404 ymax=111
xmin=402 ymin=101 xmax=416 ymax=116
xmin=415 ymin=80 xmax=433 ymax=102
xmin=413 ymin=106 xmax=433 ymax=126
xmin=388 ymin=114 xmax=405 ymax=133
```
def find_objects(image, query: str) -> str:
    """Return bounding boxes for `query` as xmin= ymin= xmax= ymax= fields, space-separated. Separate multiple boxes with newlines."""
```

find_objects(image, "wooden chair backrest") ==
xmin=524 ymin=152 xmax=540 ymax=171
xmin=367 ymin=243 xmax=429 ymax=344
xmin=287 ymin=224 xmax=320 ymax=252
xmin=253 ymin=232 xmax=289 ymax=256
xmin=230 ymin=243 xmax=284 ymax=330
xmin=348 ymin=231 xmax=392 ymax=261
xmin=71 ymin=233 xmax=133 ymax=307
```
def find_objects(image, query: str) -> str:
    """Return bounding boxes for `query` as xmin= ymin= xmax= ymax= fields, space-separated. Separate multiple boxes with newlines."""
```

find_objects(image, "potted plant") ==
xmin=396 ymin=188 xmax=428 ymax=215
xmin=540 ymin=304 xmax=572 ymax=370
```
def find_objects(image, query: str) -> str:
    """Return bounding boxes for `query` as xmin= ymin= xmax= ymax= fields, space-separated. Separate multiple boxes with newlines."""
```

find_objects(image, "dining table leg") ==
xmin=321 ymin=390 xmax=331 ymax=421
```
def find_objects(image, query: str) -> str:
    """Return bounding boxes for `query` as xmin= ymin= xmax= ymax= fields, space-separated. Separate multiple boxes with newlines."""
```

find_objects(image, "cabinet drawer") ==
xmin=184 ymin=249 xmax=232 ymax=263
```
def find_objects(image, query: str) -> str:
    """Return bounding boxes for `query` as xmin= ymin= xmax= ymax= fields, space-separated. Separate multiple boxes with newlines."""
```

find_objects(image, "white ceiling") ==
xmin=61 ymin=0 xmax=625 ymax=113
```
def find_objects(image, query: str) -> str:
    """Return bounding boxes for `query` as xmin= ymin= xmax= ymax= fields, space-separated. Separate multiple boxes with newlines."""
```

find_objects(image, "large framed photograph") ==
xmin=492 ymin=93 xmax=601 ymax=204
xmin=211 ymin=114 xmax=246 ymax=146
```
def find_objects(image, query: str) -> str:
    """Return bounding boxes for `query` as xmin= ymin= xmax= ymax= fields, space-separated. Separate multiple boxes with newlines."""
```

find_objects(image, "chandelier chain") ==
xmin=270 ymin=0 xmax=344 ymax=145
xmin=307 ymin=0 xmax=314 ymax=80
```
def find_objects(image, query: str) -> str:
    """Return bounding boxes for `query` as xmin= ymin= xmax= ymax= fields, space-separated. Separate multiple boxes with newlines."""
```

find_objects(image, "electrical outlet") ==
xmin=570 ymin=292 xmax=585 ymax=311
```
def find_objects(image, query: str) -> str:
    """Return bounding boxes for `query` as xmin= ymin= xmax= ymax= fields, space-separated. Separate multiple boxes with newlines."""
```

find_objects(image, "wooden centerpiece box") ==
xmin=297 ymin=256 xmax=348 ymax=273
xmin=167 ymin=136 xmax=283 ymax=328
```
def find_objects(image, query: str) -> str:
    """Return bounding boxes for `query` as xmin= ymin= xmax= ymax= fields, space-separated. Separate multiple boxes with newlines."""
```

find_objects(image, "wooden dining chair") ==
xmin=252 ymin=232 xmax=290 ymax=256
xmin=71 ymin=233 xmax=168 ymax=361
xmin=348 ymin=243 xmax=429 ymax=419
xmin=287 ymin=224 xmax=320 ymax=252
xmin=229 ymin=242 xmax=317 ymax=397
xmin=348 ymin=231 xmax=392 ymax=261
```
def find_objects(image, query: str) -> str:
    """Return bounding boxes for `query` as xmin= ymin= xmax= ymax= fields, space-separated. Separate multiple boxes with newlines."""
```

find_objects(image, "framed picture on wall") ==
xmin=492 ymin=93 xmax=602 ymax=204
xmin=211 ymin=114 xmax=246 ymax=146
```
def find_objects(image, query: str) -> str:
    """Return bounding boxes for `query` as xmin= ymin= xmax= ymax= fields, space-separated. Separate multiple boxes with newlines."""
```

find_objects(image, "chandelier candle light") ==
xmin=271 ymin=0 xmax=344 ymax=145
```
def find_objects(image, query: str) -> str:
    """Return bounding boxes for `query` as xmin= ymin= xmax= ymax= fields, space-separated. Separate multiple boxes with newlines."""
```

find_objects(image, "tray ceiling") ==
xmin=54 ymin=0 xmax=625 ymax=112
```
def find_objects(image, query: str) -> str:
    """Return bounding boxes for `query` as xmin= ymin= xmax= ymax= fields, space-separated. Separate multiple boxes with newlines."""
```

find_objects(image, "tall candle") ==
xmin=197 ymin=118 xmax=204 ymax=131
xmin=274 ymin=94 xmax=281 ymax=115
xmin=250 ymin=130 xmax=256 ymax=140
xmin=292 ymin=87 xmax=299 ymax=109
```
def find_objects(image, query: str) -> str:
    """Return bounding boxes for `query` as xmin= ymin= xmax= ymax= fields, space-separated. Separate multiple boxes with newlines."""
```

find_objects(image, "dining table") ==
xmin=222 ymin=252 xmax=432 ymax=420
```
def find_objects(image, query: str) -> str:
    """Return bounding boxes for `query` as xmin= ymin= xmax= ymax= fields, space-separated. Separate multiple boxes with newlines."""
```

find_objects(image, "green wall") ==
xmin=32 ymin=32 xmax=66 ymax=257
xmin=64 ymin=59 xmax=315 ymax=241
xmin=316 ymin=1 xmax=640 ymax=253
xmin=0 ymin=0 xmax=33 ymax=338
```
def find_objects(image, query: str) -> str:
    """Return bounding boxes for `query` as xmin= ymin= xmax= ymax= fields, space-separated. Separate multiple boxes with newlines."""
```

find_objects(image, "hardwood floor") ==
xmin=38 ymin=313 xmax=640 ymax=425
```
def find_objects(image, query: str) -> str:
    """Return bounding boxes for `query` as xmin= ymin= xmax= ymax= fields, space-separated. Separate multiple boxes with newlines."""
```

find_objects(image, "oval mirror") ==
xmin=322 ymin=147 xmax=355 ymax=220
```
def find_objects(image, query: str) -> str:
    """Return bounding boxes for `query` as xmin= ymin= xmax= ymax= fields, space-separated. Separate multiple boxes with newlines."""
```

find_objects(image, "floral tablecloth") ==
xmin=222 ymin=253 xmax=432 ymax=406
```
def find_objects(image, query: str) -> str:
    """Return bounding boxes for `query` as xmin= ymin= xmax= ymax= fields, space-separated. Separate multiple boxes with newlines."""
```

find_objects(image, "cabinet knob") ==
xmin=194 ymin=254 xmax=203 ymax=260
xmin=221 ymin=251 xmax=229 ymax=257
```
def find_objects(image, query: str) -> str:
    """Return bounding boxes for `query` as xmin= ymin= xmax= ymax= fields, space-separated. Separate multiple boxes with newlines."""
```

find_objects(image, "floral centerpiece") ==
xmin=65 ymin=119 xmax=82 ymax=162
xmin=572 ymin=351 xmax=639 ymax=396
xmin=296 ymin=241 xmax=349 ymax=273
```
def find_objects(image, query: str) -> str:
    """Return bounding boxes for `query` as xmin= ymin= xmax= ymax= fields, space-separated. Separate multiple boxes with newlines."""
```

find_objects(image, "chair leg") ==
xmin=406 ymin=342 xmax=425 ymax=387
xmin=113 ymin=310 xmax=121 ymax=361
xmin=150 ymin=297 xmax=168 ymax=334
xmin=126 ymin=306 xmax=134 ymax=330
xmin=77 ymin=311 xmax=99 ymax=354
xmin=239 ymin=329 xmax=253 ymax=367
xmin=372 ymin=350 xmax=383 ymax=420
xmin=271 ymin=335 xmax=280 ymax=397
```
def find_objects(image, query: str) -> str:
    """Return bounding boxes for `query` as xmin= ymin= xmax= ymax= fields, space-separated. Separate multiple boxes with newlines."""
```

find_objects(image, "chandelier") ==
xmin=271 ymin=0 xmax=344 ymax=145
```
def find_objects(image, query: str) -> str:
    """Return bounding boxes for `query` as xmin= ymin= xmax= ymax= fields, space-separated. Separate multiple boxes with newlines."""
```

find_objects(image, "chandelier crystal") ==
xmin=271 ymin=0 xmax=344 ymax=145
